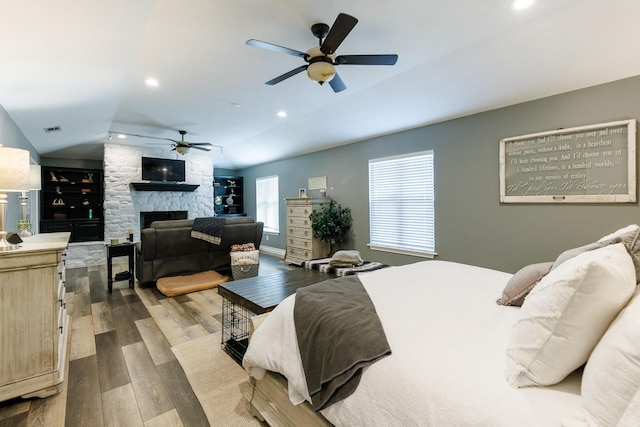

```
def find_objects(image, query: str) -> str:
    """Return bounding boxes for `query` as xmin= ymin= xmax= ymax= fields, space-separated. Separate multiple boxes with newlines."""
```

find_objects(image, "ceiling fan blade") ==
xmin=334 ymin=54 xmax=398 ymax=66
xmin=329 ymin=72 xmax=346 ymax=93
xmin=187 ymin=142 xmax=214 ymax=147
xmin=191 ymin=145 xmax=213 ymax=151
xmin=246 ymin=39 xmax=306 ymax=58
xmin=110 ymin=131 xmax=178 ymax=143
xmin=265 ymin=65 xmax=308 ymax=85
xmin=321 ymin=13 xmax=358 ymax=55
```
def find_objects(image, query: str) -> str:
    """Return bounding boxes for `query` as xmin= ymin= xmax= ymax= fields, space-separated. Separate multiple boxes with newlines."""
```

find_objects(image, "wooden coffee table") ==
xmin=218 ymin=268 xmax=334 ymax=362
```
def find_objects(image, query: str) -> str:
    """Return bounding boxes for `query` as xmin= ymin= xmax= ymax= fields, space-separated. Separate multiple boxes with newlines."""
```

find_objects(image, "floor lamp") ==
xmin=0 ymin=146 xmax=30 ymax=251
xmin=18 ymin=164 xmax=42 ymax=237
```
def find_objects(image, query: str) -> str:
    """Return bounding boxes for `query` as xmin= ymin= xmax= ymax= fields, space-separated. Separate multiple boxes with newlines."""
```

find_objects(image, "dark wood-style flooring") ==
xmin=0 ymin=254 xmax=292 ymax=427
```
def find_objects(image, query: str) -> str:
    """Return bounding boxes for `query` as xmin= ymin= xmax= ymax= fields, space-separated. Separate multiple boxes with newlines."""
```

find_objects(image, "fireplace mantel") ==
xmin=130 ymin=182 xmax=199 ymax=192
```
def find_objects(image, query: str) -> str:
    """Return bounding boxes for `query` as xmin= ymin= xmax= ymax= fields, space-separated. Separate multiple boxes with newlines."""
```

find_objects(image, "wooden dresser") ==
xmin=0 ymin=232 xmax=70 ymax=402
xmin=284 ymin=197 xmax=330 ymax=265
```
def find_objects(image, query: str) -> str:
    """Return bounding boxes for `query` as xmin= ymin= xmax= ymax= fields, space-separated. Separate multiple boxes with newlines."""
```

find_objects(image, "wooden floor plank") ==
xmin=101 ymin=383 xmax=144 ymax=427
xmin=110 ymin=304 xmax=144 ymax=346
xmin=94 ymin=330 xmax=131 ymax=393
xmin=65 ymin=355 xmax=104 ymax=427
xmin=146 ymin=305 xmax=190 ymax=347
xmin=159 ymin=298 xmax=199 ymax=329
xmin=144 ymin=408 xmax=184 ymax=427
xmin=70 ymin=315 xmax=96 ymax=361
xmin=187 ymin=292 xmax=222 ymax=317
xmin=185 ymin=324 xmax=209 ymax=340
xmin=183 ymin=301 xmax=221 ymax=334
xmin=122 ymin=342 xmax=174 ymax=422
xmin=135 ymin=318 xmax=175 ymax=366
xmin=135 ymin=286 xmax=161 ymax=308
xmin=157 ymin=360 xmax=209 ymax=427
xmin=92 ymin=302 xmax=115 ymax=335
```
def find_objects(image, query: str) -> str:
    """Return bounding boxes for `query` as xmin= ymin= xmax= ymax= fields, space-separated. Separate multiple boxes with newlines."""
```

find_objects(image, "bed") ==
xmin=243 ymin=226 xmax=640 ymax=427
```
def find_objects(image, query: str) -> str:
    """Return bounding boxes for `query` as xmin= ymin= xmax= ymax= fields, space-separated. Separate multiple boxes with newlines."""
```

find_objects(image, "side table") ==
xmin=106 ymin=243 xmax=135 ymax=293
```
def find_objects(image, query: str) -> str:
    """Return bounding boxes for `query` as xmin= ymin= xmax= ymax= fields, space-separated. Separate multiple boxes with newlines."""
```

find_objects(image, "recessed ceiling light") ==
xmin=117 ymin=134 xmax=126 ymax=139
xmin=145 ymin=78 xmax=159 ymax=87
xmin=512 ymin=0 xmax=534 ymax=10
xmin=276 ymin=111 xmax=287 ymax=118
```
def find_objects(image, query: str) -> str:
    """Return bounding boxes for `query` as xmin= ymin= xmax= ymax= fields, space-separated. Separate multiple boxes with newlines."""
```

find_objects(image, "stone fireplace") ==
xmin=103 ymin=144 xmax=214 ymax=242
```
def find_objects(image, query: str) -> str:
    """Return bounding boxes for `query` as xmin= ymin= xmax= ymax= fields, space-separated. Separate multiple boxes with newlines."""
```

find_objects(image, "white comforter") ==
xmin=243 ymin=260 xmax=582 ymax=426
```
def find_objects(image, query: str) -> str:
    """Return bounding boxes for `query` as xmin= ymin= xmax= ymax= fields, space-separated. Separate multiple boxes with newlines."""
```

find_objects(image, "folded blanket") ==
xmin=294 ymin=275 xmax=391 ymax=411
xmin=329 ymin=249 xmax=364 ymax=267
xmin=191 ymin=217 xmax=226 ymax=245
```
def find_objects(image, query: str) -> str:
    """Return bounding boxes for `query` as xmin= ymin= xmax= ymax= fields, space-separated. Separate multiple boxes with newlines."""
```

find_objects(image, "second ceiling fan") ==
xmin=111 ymin=130 xmax=220 ymax=155
xmin=246 ymin=13 xmax=398 ymax=93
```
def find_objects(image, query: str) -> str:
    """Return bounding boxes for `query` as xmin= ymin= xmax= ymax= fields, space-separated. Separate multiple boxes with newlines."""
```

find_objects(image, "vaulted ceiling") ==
xmin=2 ymin=0 xmax=640 ymax=169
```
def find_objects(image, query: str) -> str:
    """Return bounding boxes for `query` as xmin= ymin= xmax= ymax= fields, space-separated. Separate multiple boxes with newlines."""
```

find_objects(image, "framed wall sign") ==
xmin=500 ymin=119 xmax=637 ymax=203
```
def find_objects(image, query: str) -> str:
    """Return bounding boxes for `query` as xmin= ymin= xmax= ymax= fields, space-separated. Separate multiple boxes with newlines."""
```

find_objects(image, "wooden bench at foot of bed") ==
xmin=245 ymin=372 xmax=332 ymax=427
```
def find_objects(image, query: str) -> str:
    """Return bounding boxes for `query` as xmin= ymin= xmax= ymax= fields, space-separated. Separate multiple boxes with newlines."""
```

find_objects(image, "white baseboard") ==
xmin=260 ymin=245 xmax=285 ymax=258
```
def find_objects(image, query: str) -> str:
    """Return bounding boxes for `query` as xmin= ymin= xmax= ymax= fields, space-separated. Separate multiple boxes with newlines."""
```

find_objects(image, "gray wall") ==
xmin=0 ymin=105 xmax=40 ymax=234
xmin=239 ymin=75 xmax=640 ymax=273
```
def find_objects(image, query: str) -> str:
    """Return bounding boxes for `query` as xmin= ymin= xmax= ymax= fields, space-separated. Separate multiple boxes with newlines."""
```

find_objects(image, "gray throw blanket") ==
xmin=190 ymin=217 xmax=226 ymax=245
xmin=294 ymin=275 xmax=392 ymax=411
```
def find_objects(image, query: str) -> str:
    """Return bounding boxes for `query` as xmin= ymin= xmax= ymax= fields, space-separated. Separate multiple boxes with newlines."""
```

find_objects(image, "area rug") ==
xmin=171 ymin=333 xmax=263 ymax=426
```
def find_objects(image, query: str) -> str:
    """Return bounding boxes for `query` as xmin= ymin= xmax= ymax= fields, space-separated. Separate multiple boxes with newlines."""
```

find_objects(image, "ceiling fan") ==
xmin=108 ymin=130 xmax=221 ymax=155
xmin=246 ymin=13 xmax=398 ymax=93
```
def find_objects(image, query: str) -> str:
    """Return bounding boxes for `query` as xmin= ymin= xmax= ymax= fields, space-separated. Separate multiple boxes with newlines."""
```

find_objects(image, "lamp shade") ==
xmin=0 ymin=147 xmax=30 ymax=192
xmin=29 ymin=165 xmax=42 ymax=190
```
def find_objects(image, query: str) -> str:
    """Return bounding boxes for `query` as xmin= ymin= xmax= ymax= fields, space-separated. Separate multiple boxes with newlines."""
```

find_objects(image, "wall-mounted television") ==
xmin=141 ymin=157 xmax=186 ymax=182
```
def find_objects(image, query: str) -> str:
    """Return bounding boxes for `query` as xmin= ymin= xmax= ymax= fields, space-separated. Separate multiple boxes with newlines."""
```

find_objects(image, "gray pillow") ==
xmin=497 ymin=262 xmax=554 ymax=307
xmin=551 ymin=241 xmax=608 ymax=270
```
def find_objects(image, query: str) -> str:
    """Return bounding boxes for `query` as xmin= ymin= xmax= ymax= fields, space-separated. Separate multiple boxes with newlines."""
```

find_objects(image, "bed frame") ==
xmin=246 ymin=314 xmax=332 ymax=426
xmin=245 ymin=372 xmax=332 ymax=426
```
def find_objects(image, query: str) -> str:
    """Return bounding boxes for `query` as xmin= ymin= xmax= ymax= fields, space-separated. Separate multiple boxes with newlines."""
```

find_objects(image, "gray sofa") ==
xmin=135 ymin=217 xmax=264 ymax=285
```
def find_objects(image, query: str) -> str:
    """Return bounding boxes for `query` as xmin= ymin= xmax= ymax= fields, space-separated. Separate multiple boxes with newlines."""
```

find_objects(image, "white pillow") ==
xmin=576 ymin=286 xmax=640 ymax=426
xmin=505 ymin=243 xmax=636 ymax=388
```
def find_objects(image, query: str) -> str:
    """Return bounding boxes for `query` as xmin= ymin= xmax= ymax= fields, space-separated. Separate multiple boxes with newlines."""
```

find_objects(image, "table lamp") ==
xmin=0 ymin=146 xmax=30 ymax=251
xmin=18 ymin=164 xmax=42 ymax=237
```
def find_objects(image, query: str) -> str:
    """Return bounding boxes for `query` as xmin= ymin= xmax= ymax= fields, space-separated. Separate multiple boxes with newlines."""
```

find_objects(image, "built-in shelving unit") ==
xmin=40 ymin=166 xmax=104 ymax=242
xmin=214 ymin=175 xmax=245 ymax=217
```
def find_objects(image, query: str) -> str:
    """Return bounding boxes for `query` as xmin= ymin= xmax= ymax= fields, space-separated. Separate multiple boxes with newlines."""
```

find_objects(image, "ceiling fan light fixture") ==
xmin=307 ymin=61 xmax=335 ymax=84
xmin=175 ymin=145 xmax=190 ymax=155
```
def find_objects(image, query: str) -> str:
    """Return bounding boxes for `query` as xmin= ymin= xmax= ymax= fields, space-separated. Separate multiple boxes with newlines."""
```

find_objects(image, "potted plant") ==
xmin=309 ymin=200 xmax=353 ymax=255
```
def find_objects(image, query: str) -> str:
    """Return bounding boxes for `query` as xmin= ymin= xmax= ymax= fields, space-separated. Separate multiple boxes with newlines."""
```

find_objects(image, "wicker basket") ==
xmin=231 ymin=263 xmax=259 ymax=280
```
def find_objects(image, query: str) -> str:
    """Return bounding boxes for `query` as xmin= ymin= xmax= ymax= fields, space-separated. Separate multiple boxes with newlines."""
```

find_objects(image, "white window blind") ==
xmin=256 ymin=175 xmax=279 ymax=233
xmin=368 ymin=151 xmax=435 ymax=257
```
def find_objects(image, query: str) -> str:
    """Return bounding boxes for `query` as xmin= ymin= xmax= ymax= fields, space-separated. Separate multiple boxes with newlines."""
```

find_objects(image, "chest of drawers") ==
xmin=284 ymin=198 xmax=330 ymax=265
xmin=0 ymin=232 xmax=70 ymax=402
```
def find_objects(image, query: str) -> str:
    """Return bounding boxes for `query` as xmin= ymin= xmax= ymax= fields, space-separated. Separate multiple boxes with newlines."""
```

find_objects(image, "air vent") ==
xmin=44 ymin=126 xmax=62 ymax=133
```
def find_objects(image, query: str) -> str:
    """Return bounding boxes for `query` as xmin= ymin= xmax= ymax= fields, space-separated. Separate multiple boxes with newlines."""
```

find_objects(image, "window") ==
xmin=368 ymin=151 xmax=435 ymax=257
xmin=256 ymin=175 xmax=279 ymax=233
